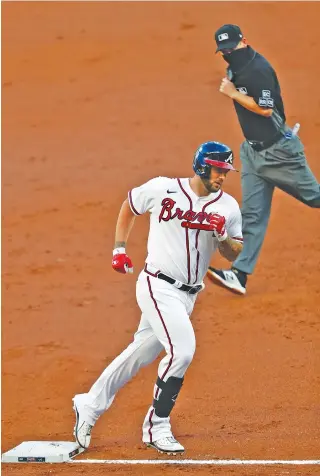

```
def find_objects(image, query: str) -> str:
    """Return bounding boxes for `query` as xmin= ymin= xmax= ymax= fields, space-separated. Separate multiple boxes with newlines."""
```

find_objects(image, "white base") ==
xmin=1 ymin=441 xmax=84 ymax=463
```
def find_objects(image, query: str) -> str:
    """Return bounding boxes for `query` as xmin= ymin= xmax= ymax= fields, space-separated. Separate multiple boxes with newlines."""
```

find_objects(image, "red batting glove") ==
xmin=209 ymin=214 xmax=228 ymax=242
xmin=112 ymin=248 xmax=133 ymax=274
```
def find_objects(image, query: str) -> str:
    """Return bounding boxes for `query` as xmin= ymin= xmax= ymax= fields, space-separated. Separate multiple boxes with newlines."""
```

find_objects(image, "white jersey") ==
xmin=128 ymin=176 xmax=242 ymax=285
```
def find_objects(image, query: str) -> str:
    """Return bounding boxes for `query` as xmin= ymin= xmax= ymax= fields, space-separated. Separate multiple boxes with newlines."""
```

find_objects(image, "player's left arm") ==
xmin=210 ymin=204 xmax=243 ymax=261
xmin=218 ymin=236 xmax=243 ymax=262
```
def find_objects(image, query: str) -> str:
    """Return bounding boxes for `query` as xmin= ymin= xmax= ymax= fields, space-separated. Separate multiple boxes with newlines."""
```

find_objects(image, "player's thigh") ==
xmin=136 ymin=274 xmax=196 ymax=358
xmin=132 ymin=312 xmax=164 ymax=365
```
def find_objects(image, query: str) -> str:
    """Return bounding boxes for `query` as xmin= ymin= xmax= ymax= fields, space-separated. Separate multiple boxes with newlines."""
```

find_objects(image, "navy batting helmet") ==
xmin=193 ymin=141 xmax=237 ymax=179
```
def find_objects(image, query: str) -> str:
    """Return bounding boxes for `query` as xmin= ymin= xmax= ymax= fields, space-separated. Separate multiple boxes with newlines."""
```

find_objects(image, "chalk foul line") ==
xmin=69 ymin=459 xmax=320 ymax=465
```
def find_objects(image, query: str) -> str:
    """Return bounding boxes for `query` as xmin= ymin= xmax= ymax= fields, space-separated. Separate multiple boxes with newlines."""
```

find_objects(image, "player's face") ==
xmin=202 ymin=166 xmax=229 ymax=193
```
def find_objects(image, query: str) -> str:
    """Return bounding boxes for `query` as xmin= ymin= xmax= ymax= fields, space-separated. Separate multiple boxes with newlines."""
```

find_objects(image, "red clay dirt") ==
xmin=2 ymin=2 xmax=320 ymax=476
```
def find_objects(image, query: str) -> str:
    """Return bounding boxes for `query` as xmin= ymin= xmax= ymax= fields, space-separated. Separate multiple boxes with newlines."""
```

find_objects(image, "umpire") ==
xmin=207 ymin=24 xmax=320 ymax=295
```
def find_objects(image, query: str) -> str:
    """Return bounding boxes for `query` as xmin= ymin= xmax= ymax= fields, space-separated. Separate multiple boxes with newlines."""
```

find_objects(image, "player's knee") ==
xmin=175 ymin=347 xmax=195 ymax=370
xmin=153 ymin=376 xmax=184 ymax=418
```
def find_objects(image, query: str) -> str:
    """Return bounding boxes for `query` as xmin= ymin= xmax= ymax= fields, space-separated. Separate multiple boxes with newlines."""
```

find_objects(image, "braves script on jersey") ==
xmin=128 ymin=176 xmax=243 ymax=284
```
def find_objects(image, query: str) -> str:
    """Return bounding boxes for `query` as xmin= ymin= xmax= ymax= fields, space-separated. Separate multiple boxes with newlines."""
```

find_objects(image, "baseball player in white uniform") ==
xmin=72 ymin=141 xmax=243 ymax=455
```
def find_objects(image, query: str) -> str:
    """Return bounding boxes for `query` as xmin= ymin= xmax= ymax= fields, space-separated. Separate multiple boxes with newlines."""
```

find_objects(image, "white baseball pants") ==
xmin=74 ymin=268 xmax=197 ymax=442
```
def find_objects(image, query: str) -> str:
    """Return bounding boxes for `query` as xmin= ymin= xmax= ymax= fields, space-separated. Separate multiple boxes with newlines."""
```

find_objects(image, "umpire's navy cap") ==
xmin=215 ymin=24 xmax=243 ymax=52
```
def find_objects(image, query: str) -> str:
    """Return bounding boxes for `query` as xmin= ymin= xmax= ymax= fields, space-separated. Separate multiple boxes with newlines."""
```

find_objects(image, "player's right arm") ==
xmin=111 ymin=177 xmax=161 ymax=274
xmin=112 ymin=199 xmax=136 ymax=274
xmin=114 ymin=199 xmax=136 ymax=250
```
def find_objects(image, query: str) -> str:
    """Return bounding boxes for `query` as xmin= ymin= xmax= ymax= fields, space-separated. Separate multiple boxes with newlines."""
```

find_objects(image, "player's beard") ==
xmin=201 ymin=177 xmax=221 ymax=193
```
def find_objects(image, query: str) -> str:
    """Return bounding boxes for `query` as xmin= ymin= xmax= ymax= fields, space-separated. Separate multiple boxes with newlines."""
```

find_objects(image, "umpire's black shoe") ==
xmin=207 ymin=267 xmax=247 ymax=295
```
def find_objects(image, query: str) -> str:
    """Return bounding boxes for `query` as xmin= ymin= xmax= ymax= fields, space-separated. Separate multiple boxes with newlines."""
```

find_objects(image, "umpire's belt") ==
xmin=144 ymin=264 xmax=202 ymax=295
xmin=247 ymin=130 xmax=283 ymax=152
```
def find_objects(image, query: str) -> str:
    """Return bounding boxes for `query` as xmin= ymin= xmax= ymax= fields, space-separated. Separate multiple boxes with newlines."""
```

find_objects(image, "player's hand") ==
xmin=219 ymin=77 xmax=237 ymax=99
xmin=209 ymin=214 xmax=228 ymax=242
xmin=112 ymin=248 xmax=133 ymax=274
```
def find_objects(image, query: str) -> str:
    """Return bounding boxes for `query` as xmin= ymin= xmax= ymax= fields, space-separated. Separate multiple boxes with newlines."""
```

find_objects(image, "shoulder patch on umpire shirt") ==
xmin=258 ymin=97 xmax=274 ymax=108
xmin=258 ymin=90 xmax=274 ymax=108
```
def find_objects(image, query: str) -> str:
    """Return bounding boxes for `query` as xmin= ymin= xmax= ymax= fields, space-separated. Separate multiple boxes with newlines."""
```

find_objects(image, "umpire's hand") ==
xmin=219 ymin=78 xmax=237 ymax=98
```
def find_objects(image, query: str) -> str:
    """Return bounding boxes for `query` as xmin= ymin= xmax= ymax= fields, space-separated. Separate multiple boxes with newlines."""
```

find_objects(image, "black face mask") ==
xmin=222 ymin=47 xmax=254 ymax=72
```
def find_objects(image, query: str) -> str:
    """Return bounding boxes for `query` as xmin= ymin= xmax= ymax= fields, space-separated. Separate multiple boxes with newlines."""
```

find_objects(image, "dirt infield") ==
xmin=2 ymin=2 xmax=320 ymax=475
